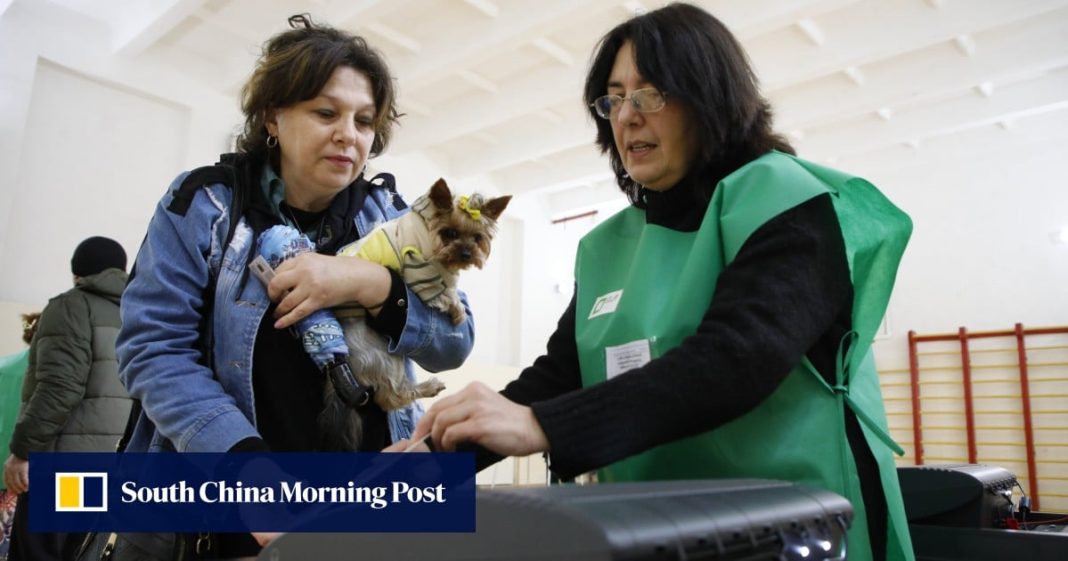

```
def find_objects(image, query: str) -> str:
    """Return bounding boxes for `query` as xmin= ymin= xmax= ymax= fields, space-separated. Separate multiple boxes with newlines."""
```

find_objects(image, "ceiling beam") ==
xmin=112 ymin=0 xmax=208 ymax=57
xmin=531 ymin=37 xmax=575 ymax=66
xmin=699 ymin=0 xmax=862 ymax=39
xmin=747 ymin=0 xmax=1068 ymax=90
xmin=391 ymin=0 xmax=613 ymax=92
xmin=799 ymin=67 xmax=1068 ymax=159
xmin=953 ymin=34 xmax=977 ymax=57
xmin=796 ymin=18 xmax=825 ymax=46
xmin=324 ymin=0 xmax=417 ymax=28
xmin=842 ymin=66 xmax=865 ymax=85
xmin=491 ymin=145 xmax=611 ymax=196
xmin=192 ymin=8 xmax=262 ymax=45
xmin=390 ymin=63 xmax=589 ymax=153
xmin=210 ymin=0 xmax=419 ymax=93
xmin=841 ymin=105 xmax=1068 ymax=174
xmin=462 ymin=0 xmax=500 ymax=19
xmin=450 ymin=108 xmax=595 ymax=176
xmin=362 ymin=21 xmax=421 ymax=53
xmin=456 ymin=69 xmax=498 ymax=94
xmin=772 ymin=9 xmax=1068 ymax=131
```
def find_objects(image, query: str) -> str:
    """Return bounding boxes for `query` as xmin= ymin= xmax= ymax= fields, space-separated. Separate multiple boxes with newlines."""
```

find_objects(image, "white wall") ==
xmin=1 ymin=59 xmax=189 ymax=304
xmin=859 ymin=105 xmax=1068 ymax=370
xmin=0 ymin=0 xmax=238 ymax=332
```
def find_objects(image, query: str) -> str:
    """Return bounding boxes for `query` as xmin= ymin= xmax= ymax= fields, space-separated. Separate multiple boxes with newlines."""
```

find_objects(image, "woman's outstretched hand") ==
xmin=400 ymin=382 xmax=549 ymax=457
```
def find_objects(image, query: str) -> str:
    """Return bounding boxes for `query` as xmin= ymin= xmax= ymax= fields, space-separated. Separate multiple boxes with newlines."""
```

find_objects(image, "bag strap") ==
xmin=115 ymin=400 xmax=141 ymax=453
xmin=165 ymin=156 xmax=245 ymax=265
xmin=166 ymin=164 xmax=234 ymax=217
xmin=367 ymin=172 xmax=406 ymax=211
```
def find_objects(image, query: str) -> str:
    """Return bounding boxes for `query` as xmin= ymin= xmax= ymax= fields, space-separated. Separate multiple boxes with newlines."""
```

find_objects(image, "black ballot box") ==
xmin=898 ymin=463 xmax=1018 ymax=528
xmin=259 ymin=479 xmax=853 ymax=561
xmin=899 ymin=464 xmax=1068 ymax=561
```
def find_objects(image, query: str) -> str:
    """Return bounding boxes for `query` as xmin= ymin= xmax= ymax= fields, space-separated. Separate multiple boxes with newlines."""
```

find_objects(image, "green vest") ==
xmin=0 ymin=349 xmax=29 ymax=462
xmin=574 ymin=151 xmax=914 ymax=561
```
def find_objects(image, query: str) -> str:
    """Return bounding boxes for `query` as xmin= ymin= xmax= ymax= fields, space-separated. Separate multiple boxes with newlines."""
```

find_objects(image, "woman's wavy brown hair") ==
xmin=236 ymin=14 xmax=400 ymax=164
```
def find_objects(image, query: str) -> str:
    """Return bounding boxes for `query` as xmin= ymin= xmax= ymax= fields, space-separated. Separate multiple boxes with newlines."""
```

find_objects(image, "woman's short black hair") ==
xmin=584 ymin=3 xmax=794 ymax=206
xmin=236 ymin=14 xmax=400 ymax=162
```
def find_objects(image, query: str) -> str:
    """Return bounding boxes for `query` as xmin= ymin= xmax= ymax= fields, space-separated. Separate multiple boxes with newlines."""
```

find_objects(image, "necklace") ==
xmin=284 ymin=203 xmax=327 ymax=247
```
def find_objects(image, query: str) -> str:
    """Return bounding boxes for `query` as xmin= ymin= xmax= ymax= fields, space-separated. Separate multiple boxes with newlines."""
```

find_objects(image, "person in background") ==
xmin=4 ymin=237 xmax=131 ymax=561
xmin=116 ymin=14 xmax=473 ymax=556
xmin=390 ymin=4 xmax=914 ymax=561
xmin=0 ymin=314 xmax=37 ymax=481
xmin=0 ymin=313 xmax=37 ymax=560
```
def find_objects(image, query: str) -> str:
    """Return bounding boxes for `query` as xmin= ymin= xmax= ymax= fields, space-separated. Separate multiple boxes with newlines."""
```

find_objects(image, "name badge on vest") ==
xmin=588 ymin=289 xmax=623 ymax=319
xmin=605 ymin=339 xmax=652 ymax=379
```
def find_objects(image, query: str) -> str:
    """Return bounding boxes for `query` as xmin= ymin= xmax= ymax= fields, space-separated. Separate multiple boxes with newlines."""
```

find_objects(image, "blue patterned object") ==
xmin=257 ymin=225 xmax=349 ymax=369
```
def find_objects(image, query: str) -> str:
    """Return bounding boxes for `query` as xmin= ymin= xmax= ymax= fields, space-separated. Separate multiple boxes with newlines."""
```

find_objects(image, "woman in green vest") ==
xmin=391 ymin=4 xmax=914 ymax=560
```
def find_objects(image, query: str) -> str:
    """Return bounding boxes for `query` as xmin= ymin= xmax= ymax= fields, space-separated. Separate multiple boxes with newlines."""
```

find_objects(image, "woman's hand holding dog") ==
xmin=388 ymin=382 xmax=550 ymax=457
xmin=268 ymin=252 xmax=391 ymax=329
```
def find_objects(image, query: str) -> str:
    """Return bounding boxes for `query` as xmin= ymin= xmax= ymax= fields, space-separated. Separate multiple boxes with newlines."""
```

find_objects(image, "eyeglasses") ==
xmin=590 ymin=88 xmax=667 ymax=119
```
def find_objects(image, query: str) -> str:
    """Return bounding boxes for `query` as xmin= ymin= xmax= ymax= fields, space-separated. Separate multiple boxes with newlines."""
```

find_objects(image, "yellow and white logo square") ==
xmin=55 ymin=472 xmax=108 ymax=512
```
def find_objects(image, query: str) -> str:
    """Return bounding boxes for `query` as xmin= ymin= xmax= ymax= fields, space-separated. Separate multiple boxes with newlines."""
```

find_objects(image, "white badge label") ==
xmin=588 ymin=289 xmax=624 ymax=319
xmin=605 ymin=339 xmax=652 ymax=379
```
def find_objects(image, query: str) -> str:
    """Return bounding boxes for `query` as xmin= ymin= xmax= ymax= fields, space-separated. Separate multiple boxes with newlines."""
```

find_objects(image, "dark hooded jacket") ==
xmin=10 ymin=268 xmax=132 ymax=456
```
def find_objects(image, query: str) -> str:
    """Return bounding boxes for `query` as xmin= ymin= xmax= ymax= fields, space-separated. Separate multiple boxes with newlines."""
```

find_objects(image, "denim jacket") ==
xmin=116 ymin=170 xmax=474 ymax=453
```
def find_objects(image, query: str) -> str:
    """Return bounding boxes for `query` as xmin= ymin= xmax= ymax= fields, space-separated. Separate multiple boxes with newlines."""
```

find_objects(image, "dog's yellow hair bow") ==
xmin=458 ymin=195 xmax=482 ymax=221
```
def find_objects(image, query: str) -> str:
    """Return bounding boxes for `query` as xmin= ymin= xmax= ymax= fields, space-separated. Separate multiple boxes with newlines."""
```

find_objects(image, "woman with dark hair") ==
xmin=392 ymin=4 xmax=913 ymax=561
xmin=117 ymin=14 xmax=473 ymax=555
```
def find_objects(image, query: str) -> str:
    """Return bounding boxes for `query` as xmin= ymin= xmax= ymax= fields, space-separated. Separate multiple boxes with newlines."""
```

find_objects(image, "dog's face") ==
xmin=425 ymin=179 xmax=511 ymax=272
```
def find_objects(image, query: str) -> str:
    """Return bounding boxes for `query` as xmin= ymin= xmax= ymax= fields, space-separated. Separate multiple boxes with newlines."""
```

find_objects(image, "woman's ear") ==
xmin=264 ymin=109 xmax=279 ymax=137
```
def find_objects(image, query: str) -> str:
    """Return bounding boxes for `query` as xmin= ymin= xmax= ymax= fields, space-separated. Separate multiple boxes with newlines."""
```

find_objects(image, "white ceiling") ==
xmin=40 ymin=0 xmax=1068 ymax=219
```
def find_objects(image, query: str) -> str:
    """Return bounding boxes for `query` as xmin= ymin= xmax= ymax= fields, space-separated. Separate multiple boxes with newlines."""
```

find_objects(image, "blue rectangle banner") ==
xmin=30 ymin=453 xmax=475 ymax=533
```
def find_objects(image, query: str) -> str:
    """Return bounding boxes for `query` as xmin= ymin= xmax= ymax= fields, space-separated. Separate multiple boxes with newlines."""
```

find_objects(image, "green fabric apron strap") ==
xmin=800 ymin=334 xmax=904 ymax=456
xmin=573 ymin=151 xmax=913 ymax=561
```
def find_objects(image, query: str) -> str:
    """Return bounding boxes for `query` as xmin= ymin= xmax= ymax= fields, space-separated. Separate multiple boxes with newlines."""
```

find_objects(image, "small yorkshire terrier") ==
xmin=256 ymin=179 xmax=510 ymax=451
xmin=323 ymin=178 xmax=510 ymax=450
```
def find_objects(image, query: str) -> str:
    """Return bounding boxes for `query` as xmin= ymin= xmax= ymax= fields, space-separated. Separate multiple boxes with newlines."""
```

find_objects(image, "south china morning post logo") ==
xmin=55 ymin=472 xmax=108 ymax=512
xmin=32 ymin=453 xmax=475 ymax=533
xmin=118 ymin=478 xmax=444 ymax=510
